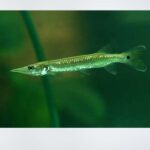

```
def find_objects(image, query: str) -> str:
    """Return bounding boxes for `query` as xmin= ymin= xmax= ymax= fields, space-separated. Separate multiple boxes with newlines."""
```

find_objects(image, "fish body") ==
xmin=47 ymin=53 xmax=122 ymax=72
xmin=11 ymin=45 xmax=147 ymax=76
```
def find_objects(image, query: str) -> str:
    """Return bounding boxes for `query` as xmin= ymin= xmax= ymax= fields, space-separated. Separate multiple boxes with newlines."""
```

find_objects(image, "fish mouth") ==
xmin=11 ymin=67 xmax=30 ymax=75
xmin=11 ymin=68 xmax=21 ymax=73
xmin=11 ymin=67 xmax=41 ymax=76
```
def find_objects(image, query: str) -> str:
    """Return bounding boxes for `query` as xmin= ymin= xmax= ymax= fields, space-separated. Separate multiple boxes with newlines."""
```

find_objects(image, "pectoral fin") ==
xmin=104 ymin=64 xmax=117 ymax=75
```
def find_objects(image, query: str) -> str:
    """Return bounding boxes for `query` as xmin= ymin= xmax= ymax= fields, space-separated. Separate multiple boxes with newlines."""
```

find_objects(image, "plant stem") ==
xmin=20 ymin=11 xmax=60 ymax=127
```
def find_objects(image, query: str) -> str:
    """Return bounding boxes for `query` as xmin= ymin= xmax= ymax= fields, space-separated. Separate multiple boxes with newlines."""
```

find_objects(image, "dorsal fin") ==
xmin=97 ymin=44 xmax=113 ymax=54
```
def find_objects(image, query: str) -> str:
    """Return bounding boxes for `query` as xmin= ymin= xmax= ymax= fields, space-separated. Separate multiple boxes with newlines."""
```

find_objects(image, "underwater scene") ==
xmin=0 ymin=11 xmax=150 ymax=127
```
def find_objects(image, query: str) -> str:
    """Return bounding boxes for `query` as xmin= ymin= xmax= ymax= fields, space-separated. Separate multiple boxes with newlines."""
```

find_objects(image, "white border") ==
xmin=0 ymin=128 xmax=150 ymax=150
xmin=0 ymin=0 xmax=150 ymax=10
xmin=0 ymin=0 xmax=150 ymax=150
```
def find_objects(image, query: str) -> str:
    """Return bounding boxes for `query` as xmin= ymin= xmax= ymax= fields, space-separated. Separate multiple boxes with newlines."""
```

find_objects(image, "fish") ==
xmin=11 ymin=45 xmax=147 ymax=76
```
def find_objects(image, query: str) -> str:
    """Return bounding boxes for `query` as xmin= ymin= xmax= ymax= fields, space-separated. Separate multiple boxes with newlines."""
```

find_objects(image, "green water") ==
xmin=0 ymin=11 xmax=149 ymax=127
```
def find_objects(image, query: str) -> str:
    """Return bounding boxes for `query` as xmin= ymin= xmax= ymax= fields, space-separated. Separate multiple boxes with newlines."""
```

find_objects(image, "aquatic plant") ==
xmin=20 ymin=11 xmax=60 ymax=127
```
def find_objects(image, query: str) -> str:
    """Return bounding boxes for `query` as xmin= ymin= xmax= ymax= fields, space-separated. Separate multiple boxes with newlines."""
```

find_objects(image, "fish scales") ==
xmin=48 ymin=53 xmax=118 ymax=72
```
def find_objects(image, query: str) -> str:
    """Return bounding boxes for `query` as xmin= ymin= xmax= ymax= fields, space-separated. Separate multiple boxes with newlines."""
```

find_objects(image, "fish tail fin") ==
xmin=123 ymin=45 xmax=147 ymax=72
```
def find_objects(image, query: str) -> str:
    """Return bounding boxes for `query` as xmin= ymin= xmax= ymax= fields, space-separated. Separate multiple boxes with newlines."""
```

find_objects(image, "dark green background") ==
xmin=0 ymin=11 xmax=149 ymax=127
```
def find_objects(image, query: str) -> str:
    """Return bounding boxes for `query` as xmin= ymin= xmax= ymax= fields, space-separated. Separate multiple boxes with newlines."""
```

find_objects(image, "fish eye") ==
xmin=28 ymin=65 xmax=35 ymax=70
xmin=126 ymin=55 xmax=130 ymax=60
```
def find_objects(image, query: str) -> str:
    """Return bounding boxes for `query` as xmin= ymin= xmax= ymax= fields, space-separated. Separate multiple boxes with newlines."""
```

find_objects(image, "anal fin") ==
xmin=104 ymin=64 xmax=117 ymax=75
xmin=80 ymin=70 xmax=90 ymax=75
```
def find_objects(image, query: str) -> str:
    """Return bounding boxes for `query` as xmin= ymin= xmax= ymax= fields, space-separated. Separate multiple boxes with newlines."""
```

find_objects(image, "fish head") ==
xmin=11 ymin=63 xmax=49 ymax=76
